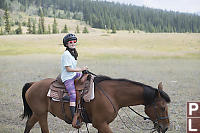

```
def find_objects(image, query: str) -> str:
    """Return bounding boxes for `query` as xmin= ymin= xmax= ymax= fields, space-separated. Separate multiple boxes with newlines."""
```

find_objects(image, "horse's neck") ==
xmin=114 ymin=82 xmax=145 ymax=108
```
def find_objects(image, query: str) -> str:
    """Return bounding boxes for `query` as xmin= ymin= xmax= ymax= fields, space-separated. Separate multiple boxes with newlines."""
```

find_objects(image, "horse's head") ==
xmin=144 ymin=82 xmax=170 ymax=133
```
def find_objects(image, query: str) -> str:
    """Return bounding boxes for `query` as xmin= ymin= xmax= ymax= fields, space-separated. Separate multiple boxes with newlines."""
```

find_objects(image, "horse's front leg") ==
xmin=95 ymin=122 xmax=113 ymax=133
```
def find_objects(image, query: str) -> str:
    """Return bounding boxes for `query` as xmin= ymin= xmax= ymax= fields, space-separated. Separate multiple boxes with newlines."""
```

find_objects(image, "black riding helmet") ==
xmin=63 ymin=33 xmax=77 ymax=47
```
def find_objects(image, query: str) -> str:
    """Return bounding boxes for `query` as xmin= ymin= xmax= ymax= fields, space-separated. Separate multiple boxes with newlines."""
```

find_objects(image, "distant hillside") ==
xmin=1 ymin=0 xmax=200 ymax=33
xmin=196 ymin=12 xmax=200 ymax=16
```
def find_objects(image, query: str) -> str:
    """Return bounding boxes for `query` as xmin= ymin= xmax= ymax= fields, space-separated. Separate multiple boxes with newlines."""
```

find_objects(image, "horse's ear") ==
xmin=158 ymin=82 xmax=163 ymax=91
xmin=155 ymin=89 xmax=161 ymax=98
xmin=155 ymin=82 xmax=163 ymax=98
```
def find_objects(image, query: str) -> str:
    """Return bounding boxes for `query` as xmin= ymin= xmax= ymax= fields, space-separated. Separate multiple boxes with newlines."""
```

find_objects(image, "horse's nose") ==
xmin=161 ymin=127 xmax=168 ymax=133
xmin=159 ymin=124 xmax=168 ymax=133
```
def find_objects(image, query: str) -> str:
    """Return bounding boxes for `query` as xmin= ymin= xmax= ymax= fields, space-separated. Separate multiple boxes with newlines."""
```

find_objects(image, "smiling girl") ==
xmin=61 ymin=33 xmax=88 ymax=127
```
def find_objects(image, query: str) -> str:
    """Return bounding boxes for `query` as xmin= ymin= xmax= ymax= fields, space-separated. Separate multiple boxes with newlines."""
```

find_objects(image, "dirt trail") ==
xmin=0 ymin=54 xmax=199 ymax=133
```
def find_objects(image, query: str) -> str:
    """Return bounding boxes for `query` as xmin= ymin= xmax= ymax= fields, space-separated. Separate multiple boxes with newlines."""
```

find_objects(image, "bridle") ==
xmin=127 ymin=101 xmax=169 ymax=132
xmin=144 ymin=101 xmax=169 ymax=130
xmin=95 ymin=80 xmax=169 ymax=132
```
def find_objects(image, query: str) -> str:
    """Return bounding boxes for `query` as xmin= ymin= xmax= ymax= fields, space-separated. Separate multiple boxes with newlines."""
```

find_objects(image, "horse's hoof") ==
xmin=72 ymin=121 xmax=82 ymax=129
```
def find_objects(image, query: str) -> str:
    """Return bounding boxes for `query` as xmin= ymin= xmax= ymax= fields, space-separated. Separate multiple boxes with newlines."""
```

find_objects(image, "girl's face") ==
xmin=67 ymin=40 xmax=77 ymax=49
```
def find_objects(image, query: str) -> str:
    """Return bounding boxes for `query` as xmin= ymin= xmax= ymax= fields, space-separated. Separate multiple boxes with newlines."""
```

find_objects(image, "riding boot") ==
xmin=69 ymin=106 xmax=81 ymax=128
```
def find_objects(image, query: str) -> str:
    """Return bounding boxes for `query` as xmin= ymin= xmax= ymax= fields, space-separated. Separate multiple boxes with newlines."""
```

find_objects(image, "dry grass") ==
xmin=0 ymin=32 xmax=200 ymax=59
xmin=1 ymin=13 xmax=200 ymax=58
xmin=0 ymin=55 xmax=200 ymax=133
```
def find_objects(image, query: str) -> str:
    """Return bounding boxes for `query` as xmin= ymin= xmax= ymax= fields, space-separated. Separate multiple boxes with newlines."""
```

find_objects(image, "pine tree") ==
xmin=4 ymin=8 xmax=11 ymax=34
xmin=38 ymin=19 xmax=42 ymax=34
xmin=75 ymin=25 xmax=80 ymax=34
xmin=48 ymin=24 xmax=51 ymax=34
xmin=82 ymin=26 xmax=89 ymax=33
xmin=32 ymin=21 xmax=36 ymax=34
xmin=0 ymin=0 xmax=6 ymax=9
xmin=61 ymin=24 xmax=68 ymax=33
xmin=52 ymin=16 xmax=58 ymax=34
xmin=39 ymin=7 xmax=45 ymax=34
xmin=15 ymin=22 xmax=22 ymax=34
xmin=67 ymin=12 xmax=70 ymax=19
xmin=111 ymin=24 xmax=116 ymax=33
xmin=0 ymin=27 xmax=3 ymax=35
xmin=27 ymin=18 xmax=32 ymax=34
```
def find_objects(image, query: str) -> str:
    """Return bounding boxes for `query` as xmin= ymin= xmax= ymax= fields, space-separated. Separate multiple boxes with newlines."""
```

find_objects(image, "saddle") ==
xmin=48 ymin=73 xmax=94 ymax=128
xmin=49 ymin=73 xmax=89 ymax=101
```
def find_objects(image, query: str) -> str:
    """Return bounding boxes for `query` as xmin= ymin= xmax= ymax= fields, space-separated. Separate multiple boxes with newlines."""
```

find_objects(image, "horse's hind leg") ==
xmin=24 ymin=113 xmax=39 ymax=133
xmin=38 ymin=113 xmax=49 ymax=133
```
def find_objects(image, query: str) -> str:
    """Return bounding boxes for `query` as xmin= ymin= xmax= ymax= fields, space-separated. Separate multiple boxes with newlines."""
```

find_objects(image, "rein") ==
xmin=128 ymin=106 xmax=150 ymax=120
xmin=93 ymin=78 xmax=154 ymax=132
xmin=82 ymin=70 xmax=97 ymax=76
xmin=129 ymin=102 xmax=169 ymax=123
xmin=120 ymin=108 xmax=155 ymax=131
xmin=81 ymin=70 xmax=169 ymax=132
xmin=95 ymin=83 xmax=117 ymax=113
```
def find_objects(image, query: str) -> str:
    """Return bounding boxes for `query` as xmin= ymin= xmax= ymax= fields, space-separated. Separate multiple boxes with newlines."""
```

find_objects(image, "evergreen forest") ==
xmin=0 ymin=0 xmax=200 ymax=33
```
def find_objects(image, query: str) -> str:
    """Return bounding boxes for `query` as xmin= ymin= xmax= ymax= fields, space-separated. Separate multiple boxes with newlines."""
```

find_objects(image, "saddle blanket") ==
xmin=47 ymin=82 xmax=95 ymax=102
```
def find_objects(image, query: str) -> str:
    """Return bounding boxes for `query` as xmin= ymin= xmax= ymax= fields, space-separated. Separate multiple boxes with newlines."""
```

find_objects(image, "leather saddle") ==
xmin=49 ymin=73 xmax=89 ymax=101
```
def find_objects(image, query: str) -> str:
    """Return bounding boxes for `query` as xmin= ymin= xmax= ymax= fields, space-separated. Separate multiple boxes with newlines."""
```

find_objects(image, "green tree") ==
xmin=0 ymin=17 xmax=4 ymax=26
xmin=52 ymin=16 xmax=58 ymax=34
xmin=0 ymin=27 xmax=3 ymax=35
xmin=39 ymin=7 xmax=45 ymax=34
xmin=111 ymin=24 xmax=116 ymax=33
xmin=61 ymin=24 xmax=68 ymax=33
xmin=4 ymin=8 xmax=11 ymax=34
xmin=48 ymin=24 xmax=51 ymax=34
xmin=27 ymin=18 xmax=32 ymax=34
xmin=38 ymin=19 xmax=42 ymax=34
xmin=67 ymin=11 xmax=70 ymax=19
xmin=32 ymin=21 xmax=36 ymax=34
xmin=75 ymin=25 xmax=80 ymax=33
xmin=0 ymin=0 xmax=6 ymax=9
xmin=15 ymin=22 xmax=22 ymax=34
xmin=82 ymin=26 xmax=89 ymax=33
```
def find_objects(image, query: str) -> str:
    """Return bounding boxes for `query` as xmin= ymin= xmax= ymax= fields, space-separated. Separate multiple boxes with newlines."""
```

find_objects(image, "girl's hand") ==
xmin=81 ymin=66 xmax=88 ymax=71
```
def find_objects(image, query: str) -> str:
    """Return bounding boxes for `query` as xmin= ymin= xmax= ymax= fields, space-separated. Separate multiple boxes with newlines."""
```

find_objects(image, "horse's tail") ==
xmin=20 ymin=82 xmax=34 ymax=120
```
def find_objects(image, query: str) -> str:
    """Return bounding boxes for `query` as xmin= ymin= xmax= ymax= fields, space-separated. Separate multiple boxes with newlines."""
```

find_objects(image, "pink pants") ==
xmin=64 ymin=73 xmax=82 ymax=102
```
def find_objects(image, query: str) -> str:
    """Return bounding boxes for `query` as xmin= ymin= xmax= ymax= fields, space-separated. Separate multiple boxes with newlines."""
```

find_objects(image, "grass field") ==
xmin=0 ymin=31 xmax=200 ymax=133
xmin=1 ymin=12 xmax=200 ymax=58
xmin=0 ymin=32 xmax=200 ymax=59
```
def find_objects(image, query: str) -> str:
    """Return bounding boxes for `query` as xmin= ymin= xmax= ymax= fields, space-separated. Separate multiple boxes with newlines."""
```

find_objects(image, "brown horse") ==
xmin=21 ymin=74 xmax=171 ymax=133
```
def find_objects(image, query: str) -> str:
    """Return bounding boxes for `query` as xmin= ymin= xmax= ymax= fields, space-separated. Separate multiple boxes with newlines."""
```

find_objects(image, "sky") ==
xmin=105 ymin=0 xmax=200 ymax=13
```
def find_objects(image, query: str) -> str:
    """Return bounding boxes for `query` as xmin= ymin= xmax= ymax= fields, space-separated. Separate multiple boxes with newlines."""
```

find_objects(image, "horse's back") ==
xmin=27 ymin=78 xmax=54 ymax=95
xmin=26 ymin=78 xmax=55 ymax=114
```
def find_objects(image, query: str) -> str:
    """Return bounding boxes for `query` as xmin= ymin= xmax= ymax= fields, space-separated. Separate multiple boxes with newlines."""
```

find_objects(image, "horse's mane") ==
xmin=94 ymin=75 xmax=171 ymax=105
xmin=94 ymin=75 xmax=149 ymax=87
xmin=94 ymin=75 xmax=112 ymax=83
xmin=143 ymin=86 xmax=171 ymax=105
